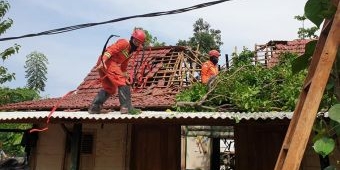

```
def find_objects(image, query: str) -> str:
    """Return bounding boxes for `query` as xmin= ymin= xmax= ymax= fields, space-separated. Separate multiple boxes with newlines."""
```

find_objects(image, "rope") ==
xmin=0 ymin=0 xmax=231 ymax=41
xmin=29 ymin=90 xmax=76 ymax=133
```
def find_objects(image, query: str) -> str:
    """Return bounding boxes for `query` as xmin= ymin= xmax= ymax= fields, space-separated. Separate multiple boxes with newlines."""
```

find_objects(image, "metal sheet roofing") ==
xmin=0 ymin=111 xmax=293 ymax=124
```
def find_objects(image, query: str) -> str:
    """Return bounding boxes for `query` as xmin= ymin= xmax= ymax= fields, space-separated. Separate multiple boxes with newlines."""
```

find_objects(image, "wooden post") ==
xmin=254 ymin=44 xmax=258 ymax=65
xmin=225 ymin=54 xmax=229 ymax=70
xmin=211 ymin=138 xmax=220 ymax=170
xmin=70 ymin=123 xmax=82 ymax=170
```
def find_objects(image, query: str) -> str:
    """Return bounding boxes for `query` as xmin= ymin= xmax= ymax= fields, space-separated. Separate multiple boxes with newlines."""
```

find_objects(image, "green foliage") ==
xmin=175 ymin=83 xmax=207 ymax=111
xmin=176 ymin=49 xmax=306 ymax=112
xmin=24 ymin=51 xmax=49 ymax=92
xmin=0 ymin=123 xmax=31 ymax=156
xmin=304 ymin=0 xmax=336 ymax=27
xmin=0 ymin=87 xmax=40 ymax=106
xmin=292 ymin=40 xmax=317 ymax=74
xmin=294 ymin=15 xmax=319 ymax=39
xmin=313 ymin=137 xmax=335 ymax=158
xmin=0 ymin=0 xmax=20 ymax=85
xmin=328 ymin=104 xmax=340 ymax=124
xmin=177 ymin=18 xmax=223 ymax=56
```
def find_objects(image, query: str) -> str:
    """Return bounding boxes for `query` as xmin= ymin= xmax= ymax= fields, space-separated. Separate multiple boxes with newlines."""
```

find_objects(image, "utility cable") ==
xmin=0 ymin=0 xmax=231 ymax=41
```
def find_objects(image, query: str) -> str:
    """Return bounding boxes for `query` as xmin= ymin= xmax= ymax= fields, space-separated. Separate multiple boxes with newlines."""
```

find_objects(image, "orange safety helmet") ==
xmin=132 ymin=29 xmax=146 ymax=44
xmin=208 ymin=50 xmax=220 ymax=58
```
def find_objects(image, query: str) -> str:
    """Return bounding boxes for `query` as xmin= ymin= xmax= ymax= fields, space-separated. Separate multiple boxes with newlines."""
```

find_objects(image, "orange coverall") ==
xmin=201 ymin=60 xmax=218 ymax=84
xmin=96 ymin=39 xmax=133 ymax=94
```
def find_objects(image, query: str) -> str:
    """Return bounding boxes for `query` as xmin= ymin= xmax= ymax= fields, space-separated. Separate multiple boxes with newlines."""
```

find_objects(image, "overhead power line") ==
xmin=0 ymin=0 xmax=231 ymax=42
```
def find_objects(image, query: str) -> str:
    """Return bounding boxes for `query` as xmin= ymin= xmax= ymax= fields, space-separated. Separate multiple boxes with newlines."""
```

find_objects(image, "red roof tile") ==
xmin=266 ymin=39 xmax=313 ymax=67
xmin=0 ymin=46 xmax=201 ymax=112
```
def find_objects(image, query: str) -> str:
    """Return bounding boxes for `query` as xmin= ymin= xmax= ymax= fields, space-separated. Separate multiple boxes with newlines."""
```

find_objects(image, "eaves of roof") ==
xmin=0 ymin=111 xmax=293 ymax=125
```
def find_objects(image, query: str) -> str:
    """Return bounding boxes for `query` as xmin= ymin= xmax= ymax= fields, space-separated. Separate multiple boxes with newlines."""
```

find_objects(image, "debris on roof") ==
xmin=0 ymin=46 xmax=203 ymax=112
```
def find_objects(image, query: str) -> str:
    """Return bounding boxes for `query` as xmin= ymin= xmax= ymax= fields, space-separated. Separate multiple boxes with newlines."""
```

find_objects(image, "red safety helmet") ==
xmin=132 ymin=29 xmax=146 ymax=44
xmin=208 ymin=50 xmax=220 ymax=58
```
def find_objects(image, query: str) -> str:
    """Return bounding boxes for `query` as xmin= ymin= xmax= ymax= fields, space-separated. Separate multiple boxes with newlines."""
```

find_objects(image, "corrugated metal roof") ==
xmin=0 ymin=111 xmax=293 ymax=124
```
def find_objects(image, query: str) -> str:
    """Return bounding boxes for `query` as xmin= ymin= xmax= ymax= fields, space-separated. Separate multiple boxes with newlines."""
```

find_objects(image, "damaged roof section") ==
xmin=0 ymin=46 xmax=203 ymax=112
xmin=255 ymin=39 xmax=312 ymax=67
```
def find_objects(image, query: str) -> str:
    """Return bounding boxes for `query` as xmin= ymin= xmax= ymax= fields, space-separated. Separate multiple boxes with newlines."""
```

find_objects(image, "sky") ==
xmin=1 ymin=0 xmax=315 ymax=98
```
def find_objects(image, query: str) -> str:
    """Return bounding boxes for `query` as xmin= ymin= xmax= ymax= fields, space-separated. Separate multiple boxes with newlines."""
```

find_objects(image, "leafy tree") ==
xmin=0 ymin=87 xmax=39 ymax=105
xmin=294 ymin=15 xmax=319 ymax=39
xmin=176 ymin=49 xmax=306 ymax=112
xmin=0 ymin=123 xmax=32 ymax=157
xmin=0 ymin=0 xmax=20 ymax=84
xmin=177 ymin=18 xmax=223 ymax=55
xmin=0 ymin=87 xmax=38 ymax=156
xmin=24 ymin=51 xmax=49 ymax=92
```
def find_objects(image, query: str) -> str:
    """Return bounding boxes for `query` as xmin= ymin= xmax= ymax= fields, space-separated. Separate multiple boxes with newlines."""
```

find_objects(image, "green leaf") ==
xmin=328 ymin=104 xmax=340 ymax=123
xmin=304 ymin=40 xmax=317 ymax=56
xmin=305 ymin=0 xmax=337 ymax=27
xmin=292 ymin=54 xmax=310 ymax=74
xmin=325 ymin=80 xmax=334 ymax=90
xmin=292 ymin=40 xmax=317 ymax=74
xmin=305 ymin=0 xmax=324 ymax=27
xmin=313 ymin=137 xmax=335 ymax=158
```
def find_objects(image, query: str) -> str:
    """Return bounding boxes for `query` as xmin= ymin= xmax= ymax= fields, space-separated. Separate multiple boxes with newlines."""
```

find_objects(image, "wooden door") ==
xmin=130 ymin=124 xmax=181 ymax=170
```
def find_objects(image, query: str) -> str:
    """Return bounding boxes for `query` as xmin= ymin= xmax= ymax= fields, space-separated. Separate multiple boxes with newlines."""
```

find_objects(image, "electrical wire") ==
xmin=0 ymin=0 xmax=231 ymax=41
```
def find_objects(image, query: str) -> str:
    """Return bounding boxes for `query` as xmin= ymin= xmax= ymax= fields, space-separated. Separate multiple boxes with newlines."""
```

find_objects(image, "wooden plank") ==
xmin=181 ymin=127 xmax=187 ymax=170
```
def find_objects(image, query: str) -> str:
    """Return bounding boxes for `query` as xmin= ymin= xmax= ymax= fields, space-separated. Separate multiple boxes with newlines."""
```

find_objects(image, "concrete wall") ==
xmin=35 ymin=124 xmax=66 ymax=170
xmin=185 ymin=137 xmax=211 ymax=170
xmin=91 ymin=124 xmax=127 ymax=170
xmin=33 ymin=123 xmax=128 ymax=170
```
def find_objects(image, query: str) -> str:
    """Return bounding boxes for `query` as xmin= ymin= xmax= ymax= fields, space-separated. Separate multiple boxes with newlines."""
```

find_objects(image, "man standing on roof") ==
xmin=201 ymin=50 xmax=220 ymax=85
xmin=88 ymin=29 xmax=146 ymax=114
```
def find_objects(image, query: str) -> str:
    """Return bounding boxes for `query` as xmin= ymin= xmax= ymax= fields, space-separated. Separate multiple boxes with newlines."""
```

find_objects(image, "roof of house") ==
xmin=268 ymin=39 xmax=312 ymax=55
xmin=0 ymin=46 xmax=202 ymax=112
xmin=255 ymin=39 xmax=313 ymax=67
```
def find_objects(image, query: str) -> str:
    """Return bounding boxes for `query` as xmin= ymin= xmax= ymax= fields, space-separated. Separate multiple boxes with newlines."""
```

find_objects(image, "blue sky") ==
xmin=1 ymin=0 xmax=314 ymax=98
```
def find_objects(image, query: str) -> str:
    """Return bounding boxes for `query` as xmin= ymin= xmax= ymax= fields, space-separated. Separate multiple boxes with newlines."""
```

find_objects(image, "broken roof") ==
xmin=255 ymin=39 xmax=313 ymax=67
xmin=0 ymin=46 xmax=202 ymax=112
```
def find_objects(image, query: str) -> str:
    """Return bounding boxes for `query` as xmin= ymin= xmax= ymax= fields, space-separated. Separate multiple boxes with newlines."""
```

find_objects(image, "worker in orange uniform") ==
xmin=88 ymin=29 xmax=146 ymax=114
xmin=201 ymin=50 xmax=220 ymax=85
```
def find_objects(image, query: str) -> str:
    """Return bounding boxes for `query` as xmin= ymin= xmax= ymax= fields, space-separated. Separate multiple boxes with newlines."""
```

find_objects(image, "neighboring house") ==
xmin=254 ymin=39 xmax=313 ymax=67
xmin=0 ymin=45 xmax=338 ymax=170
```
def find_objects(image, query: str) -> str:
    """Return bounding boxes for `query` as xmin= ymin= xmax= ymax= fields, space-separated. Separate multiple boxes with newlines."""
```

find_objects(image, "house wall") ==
xmin=33 ymin=123 xmax=128 ymax=170
xmin=185 ymin=137 xmax=212 ymax=170
xmin=34 ymin=124 xmax=66 ymax=170
xmin=86 ymin=124 xmax=127 ymax=170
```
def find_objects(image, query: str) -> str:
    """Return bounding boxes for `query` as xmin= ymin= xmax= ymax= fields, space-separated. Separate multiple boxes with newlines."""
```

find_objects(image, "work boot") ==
xmin=88 ymin=89 xmax=110 ymax=114
xmin=118 ymin=85 xmax=142 ymax=115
